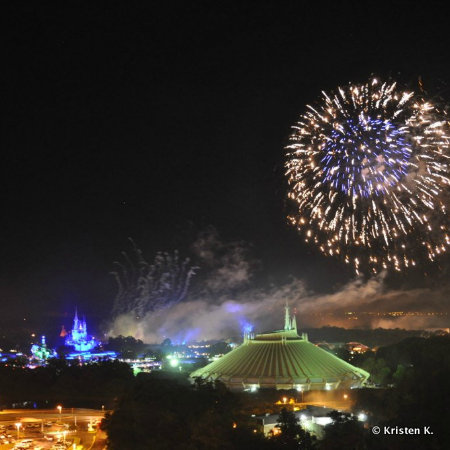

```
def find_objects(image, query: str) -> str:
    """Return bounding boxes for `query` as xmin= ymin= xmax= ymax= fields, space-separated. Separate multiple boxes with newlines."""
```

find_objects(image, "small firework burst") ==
xmin=111 ymin=239 xmax=197 ymax=317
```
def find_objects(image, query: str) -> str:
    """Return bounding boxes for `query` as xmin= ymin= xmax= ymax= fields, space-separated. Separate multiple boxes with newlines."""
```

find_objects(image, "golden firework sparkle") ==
xmin=286 ymin=78 xmax=450 ymax=274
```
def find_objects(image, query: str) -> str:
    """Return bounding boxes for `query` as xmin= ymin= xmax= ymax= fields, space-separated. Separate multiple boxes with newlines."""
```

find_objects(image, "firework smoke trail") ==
xmin=111 ymin=239 xmax=197 ymax=317
xmin=286 ymin=78 xmax=450 ymax=274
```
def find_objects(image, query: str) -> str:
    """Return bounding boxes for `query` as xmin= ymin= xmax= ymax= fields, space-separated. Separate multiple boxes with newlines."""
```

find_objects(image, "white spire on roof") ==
xmin=284 ymin=301 xmax=291 ymax=330
xmin=291 ymin=314 xmax=297 ymax=333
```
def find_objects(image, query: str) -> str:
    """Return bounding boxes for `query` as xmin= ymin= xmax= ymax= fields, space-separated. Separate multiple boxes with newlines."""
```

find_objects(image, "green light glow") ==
xmin=169 ymin=358 xmax=179 ymax=367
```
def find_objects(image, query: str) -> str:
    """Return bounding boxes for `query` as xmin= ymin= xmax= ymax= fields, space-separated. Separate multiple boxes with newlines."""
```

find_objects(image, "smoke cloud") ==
xmin=108 ymin=229 xmax=450 ymax=343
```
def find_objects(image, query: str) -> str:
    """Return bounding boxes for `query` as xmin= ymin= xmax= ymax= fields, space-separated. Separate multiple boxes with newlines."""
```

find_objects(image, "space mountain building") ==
xmin=190 ymin=306 xmax=369 ymax=391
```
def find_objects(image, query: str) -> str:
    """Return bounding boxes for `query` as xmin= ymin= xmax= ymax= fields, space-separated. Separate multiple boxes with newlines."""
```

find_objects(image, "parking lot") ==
xmin=0 ymin=408 xmax=106 ymax=449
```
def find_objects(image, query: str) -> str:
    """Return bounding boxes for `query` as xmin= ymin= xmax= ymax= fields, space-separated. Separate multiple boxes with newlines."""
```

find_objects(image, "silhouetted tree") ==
xmin=105 ymin=373 xmax=278 ymax=450
xmin=319 ymin=412 xmax=366 ymax=450
xmin=106 ymin=335 xmax=147 ymax=359
xmin=273 ymin=408 xmax=316 ymax=449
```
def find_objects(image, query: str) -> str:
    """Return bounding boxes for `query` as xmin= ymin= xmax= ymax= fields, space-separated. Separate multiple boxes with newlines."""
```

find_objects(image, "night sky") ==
xmin=3 ymin=3 xmax=450 ymax=333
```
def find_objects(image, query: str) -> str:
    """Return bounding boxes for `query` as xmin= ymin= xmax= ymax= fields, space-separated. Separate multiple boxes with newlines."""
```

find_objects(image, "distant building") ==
xmin=63 ymin=310 xmax=117 ymax=361
xmin=190 ymin=305 xmax=369 ymax=391
xmin=30 ymin=335 xmax=57 ymax=361
xmin=256 ymin=406 xmax=335 ymax=438
xmin=346 ymin=342 xmax=370 ymax=354
xmin=65 ymin=309 xmax=99 ymax=352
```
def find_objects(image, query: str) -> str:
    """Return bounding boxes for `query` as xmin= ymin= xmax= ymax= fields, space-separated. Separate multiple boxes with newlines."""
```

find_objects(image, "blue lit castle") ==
xmin=63 ymin=309 xmax=117 ymax=361
xmin=65 ymin=309 xmax=99 ymax=352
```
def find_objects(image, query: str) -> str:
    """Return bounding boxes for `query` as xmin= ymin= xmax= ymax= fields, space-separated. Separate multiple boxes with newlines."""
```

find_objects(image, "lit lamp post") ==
xmin=57 ymin=405 xmax=62 ymax=422
xmin=296 ymin=385 xmax=304 ymax=403
xmin=15 ymin=422 xmax=21 ymax=439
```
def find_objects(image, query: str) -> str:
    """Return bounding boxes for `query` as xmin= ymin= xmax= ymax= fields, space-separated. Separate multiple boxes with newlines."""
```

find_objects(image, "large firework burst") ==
xmin=285 ymin=78 xmax=450 ymax=274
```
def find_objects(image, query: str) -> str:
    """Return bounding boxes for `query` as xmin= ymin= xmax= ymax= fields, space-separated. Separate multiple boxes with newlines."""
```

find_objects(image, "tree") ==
xmin=104 ymin=373 xmax=273 ymax=450
xmin=354 ymin=336 xmax=450 ymax=449
xmin=105 ymin=335 xmax=147 ymax=359
xmin=319 ymin=412 xmax=366 ymax=450
xmin=273 ymin=408 xmax=316 ymax=449
xmin=392 ymin=363 xmax=407 ymax=384
xmin=208 ymin=342 xmax=231 ymax=357
xmin=333 ymin=347 xmax=352 ymax=362
xmin=361 ymin=357 xmax=390 ymax=385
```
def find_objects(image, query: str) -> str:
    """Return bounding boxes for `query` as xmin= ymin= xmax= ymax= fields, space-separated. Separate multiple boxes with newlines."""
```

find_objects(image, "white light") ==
xmin=358 ymin=413 xmax=367 ymax=422
xmin=169 ymin=358 xmax=179 ymax=367
xmin=315 ymin=417 xmax=333 ymax=426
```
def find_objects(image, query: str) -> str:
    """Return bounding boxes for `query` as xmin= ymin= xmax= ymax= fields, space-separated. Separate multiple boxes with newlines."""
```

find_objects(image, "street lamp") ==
xmin=15 ymin=422 xmax=21 ymax=439
xmin=296 ymin=385 xmax=304 ymax=403
xmin=57 ymin=405 xmax=62 ymax=422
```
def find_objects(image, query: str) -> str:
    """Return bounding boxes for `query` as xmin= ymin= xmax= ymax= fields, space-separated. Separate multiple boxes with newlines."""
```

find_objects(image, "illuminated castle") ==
xmin=65 ymin=309 xmax=99 ymax=352
xmin=31 ymin=335 xmax=57 ymax=361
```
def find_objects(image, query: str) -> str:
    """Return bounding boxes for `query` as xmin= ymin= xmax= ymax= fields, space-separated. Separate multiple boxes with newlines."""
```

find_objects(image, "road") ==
xmin=89 ymin=430 xmax=107 ymax=450
xmin=0 ymin=408 xmax=105 ymax=421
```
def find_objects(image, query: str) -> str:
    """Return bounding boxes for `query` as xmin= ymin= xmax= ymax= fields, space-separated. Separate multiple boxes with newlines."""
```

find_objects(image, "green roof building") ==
xmin=190 ymin=306 xmax=369 ymax=391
